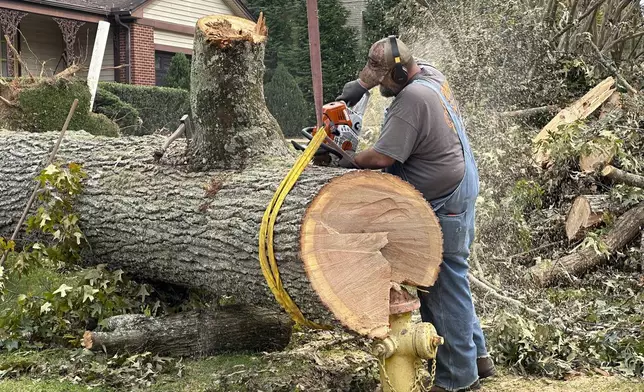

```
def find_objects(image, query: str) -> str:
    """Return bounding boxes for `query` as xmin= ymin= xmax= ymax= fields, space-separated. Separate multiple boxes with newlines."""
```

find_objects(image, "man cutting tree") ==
xmin=336 ymin=36 xmax=495 ymax=392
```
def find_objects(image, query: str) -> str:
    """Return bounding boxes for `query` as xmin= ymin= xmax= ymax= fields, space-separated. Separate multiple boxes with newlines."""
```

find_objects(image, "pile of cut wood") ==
xmin=528 ymin=77 xmax=644 ymax=287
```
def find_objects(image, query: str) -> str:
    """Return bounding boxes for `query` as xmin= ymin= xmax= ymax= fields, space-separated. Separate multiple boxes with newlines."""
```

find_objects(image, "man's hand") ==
xmin=336 ymin=80 xmax=368 ymax=107
xmin=338 ymin=151 xmax=357 ymax=168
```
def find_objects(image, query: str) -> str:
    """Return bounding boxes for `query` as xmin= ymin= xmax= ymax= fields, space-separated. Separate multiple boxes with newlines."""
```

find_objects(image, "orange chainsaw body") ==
xmin=312 ymin=101 xmax=358 ymax=152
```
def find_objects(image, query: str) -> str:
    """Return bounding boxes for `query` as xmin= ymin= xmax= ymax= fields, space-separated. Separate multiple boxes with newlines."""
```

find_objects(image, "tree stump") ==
xmin=187 ymin=14 xmax=292 ymax=171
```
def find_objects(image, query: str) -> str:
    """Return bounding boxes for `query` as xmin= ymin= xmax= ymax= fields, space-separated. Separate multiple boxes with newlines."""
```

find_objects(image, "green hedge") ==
xmin=99 ymin=82 xmax=189 ymax=135
xmin=3 ymin=78 xmax=119 ymax=137
xmin=93 ymin=89 xmax=141 ymax=135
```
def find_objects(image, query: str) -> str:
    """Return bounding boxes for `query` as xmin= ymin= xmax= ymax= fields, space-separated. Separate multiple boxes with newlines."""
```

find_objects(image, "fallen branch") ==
xmin=528 ymin=202 xmax=644 ymax=286
xmin=54 ymin=64 xmax=82 ymax=80
xmin=497 ymin=105 xmax=560 ymax=118
xmin=468 ymin=273 xmax=539 ymax=316
xmin=0 ymin=96 xmax=16 ymax=107
xmin=5 ymin=34 xmax=34 ymax=81
xmin=532 ymin=76 xmax=616 ymax=166
xmin=602 ymin=165 xmax=644 ymax=189
xmin=82 ymin=305 xmax=293 ymax=356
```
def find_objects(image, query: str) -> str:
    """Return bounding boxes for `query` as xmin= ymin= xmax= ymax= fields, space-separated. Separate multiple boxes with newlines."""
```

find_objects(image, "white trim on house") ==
xmin=143 ymin=0 xmax=235 ymax=27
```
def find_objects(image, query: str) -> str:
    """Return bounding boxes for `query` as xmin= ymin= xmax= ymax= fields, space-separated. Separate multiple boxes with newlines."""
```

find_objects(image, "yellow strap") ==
xmin=258 ymin=127 xmax=332 ymax=330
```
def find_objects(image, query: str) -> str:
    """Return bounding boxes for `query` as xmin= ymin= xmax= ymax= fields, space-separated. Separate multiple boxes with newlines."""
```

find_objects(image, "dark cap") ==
xmin=359 ymin=36 xmax=413 ymax=89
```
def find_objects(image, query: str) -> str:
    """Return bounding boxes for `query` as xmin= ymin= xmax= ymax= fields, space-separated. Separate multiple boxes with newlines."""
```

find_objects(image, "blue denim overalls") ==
xmin=393 ymin=77 xmax=488 ymax=390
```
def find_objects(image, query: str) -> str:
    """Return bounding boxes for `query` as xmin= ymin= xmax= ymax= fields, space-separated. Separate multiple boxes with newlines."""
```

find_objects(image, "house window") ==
xmin=155 ymin=51 xmax=191 ymax=86
xmin=0 ymin=32 xmax=8 ymax=77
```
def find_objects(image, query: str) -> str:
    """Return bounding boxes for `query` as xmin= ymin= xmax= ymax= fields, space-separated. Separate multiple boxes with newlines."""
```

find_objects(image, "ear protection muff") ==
xmin=389 ymin=35 xmax=408 ymax=84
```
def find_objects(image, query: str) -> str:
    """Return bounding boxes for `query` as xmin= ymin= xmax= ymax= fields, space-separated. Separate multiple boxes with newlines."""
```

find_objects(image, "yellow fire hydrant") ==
xmin=373 ymin=285 xmax=444 ymax=392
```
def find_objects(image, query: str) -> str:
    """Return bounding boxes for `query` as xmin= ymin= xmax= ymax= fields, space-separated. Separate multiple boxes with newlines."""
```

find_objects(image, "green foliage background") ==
xmin=264 ymin=64 xmax=310 ymax=137
xmin=163 ymin=53 xmax=191 ymax=90
xmin=246 ymin=0 xmax=377 ymax=129
xmin=98 ymin=82 xmax=189 ymax=135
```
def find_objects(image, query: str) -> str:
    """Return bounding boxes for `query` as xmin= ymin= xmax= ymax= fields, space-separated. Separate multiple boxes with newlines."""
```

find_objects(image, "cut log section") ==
xmin=82 ymin=305 xmax=293 ymax=356
xmin=529 ymin=202 xmax=644 ymax=286
xmin=602 ymin=165 xmax=644 ymax=189
xmin=533 ymin=77 xmax=615 ymax=166
xmin=300 ymin=171 xmax=442 ymax=337
xmin=565 ymin=195 xmax=613 ymax=240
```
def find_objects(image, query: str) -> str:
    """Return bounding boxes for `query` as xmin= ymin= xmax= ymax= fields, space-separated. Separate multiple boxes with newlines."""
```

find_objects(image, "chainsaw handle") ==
xmin=300 ymin=127 xmax=343 ymax=158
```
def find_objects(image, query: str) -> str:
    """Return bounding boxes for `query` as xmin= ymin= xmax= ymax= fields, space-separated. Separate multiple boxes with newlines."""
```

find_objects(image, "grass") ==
xmin=0 ymin=348 xmax=641 ymax=392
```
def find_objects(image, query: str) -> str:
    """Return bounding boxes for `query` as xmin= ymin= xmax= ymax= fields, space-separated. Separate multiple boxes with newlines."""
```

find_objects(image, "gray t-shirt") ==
xmin=373 ymin=65 xmax=465 ymax=201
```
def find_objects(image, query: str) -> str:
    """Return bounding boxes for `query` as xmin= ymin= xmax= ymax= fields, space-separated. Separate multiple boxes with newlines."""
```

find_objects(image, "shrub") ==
xmin=264 ymin=63 xmax=310 ymax=137
xmin=163 ymin=53 xmax=191 ymax=90
xmin=93 ymin=89 xmax=141 ymax=135
xmin=11 ymin=79 xmax=119 ymax=137
xmin=99 ymin=82 xmax=189 ymax=135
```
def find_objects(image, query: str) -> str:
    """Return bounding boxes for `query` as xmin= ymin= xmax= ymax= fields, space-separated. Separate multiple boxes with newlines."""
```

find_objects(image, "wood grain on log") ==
xmin=529 ymin=202 xmax=644 ymax=286
xmin=565 ymin=195 xmax=613 ymax=240
xmin=82 ymin=305 xmax=292 ymax=356
xmin=533 ymin=77 xmax=615 ymax=166
xmin=0 ymin=131 xmax=442 ymax=338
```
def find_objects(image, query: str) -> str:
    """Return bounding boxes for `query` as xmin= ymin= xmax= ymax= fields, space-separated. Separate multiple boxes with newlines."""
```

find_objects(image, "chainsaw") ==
xmin=291 ymin=91 xmax=370 ymax=167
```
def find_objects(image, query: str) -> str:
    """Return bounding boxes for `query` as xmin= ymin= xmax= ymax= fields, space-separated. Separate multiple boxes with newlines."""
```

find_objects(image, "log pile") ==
xmin=0 ymin=13 xmax=444 ymax=355
xmin=526 ymin=78 xmax=644 ymax=287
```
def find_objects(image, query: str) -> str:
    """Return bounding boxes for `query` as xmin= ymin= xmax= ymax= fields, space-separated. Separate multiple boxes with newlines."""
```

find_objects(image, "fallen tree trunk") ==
xmin=1 ymin=14 xmax=443 ymax=340
xmin=0 ymin=131 xmax=442 ymax=338
xmin=602 ymin=165 xmax=644 ymax=189
xmin=529 ymin=202 xmax=644 ymax=286
xmin=82 ymin=305 xmax=293 ymax=356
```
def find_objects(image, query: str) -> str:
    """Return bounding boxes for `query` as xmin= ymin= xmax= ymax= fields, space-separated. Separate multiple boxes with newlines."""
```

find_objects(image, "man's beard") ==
xmin=379 ymin=85 xmax=397 ymax=98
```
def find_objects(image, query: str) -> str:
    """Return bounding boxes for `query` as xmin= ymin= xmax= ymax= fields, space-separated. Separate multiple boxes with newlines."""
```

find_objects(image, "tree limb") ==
xmin=469 ymin=273 xmax=539 ymax=316
xmin=4 ymin=34 xmax=34 ymax=81
xmin=585 ymin=34 xmax=638 ymax=94
xmin=602 ymin=165 xmax=644 ymax=188
xmin=550 ymin=0 xmax=609 ymax=43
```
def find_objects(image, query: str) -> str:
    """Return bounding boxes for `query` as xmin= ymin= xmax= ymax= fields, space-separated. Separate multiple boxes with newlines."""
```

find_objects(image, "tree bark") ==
xmin=602 ymin=165 xmax=644 ymax=189
xmin=529 ymin=202 xmax=644 ymax=286
xmin=0 ymin=131 xmax=442 ymax=338
xmin=187 ymin=14 xmax=292 ymax=171
xmin=82 ymin=305 xmax=293 ymax=356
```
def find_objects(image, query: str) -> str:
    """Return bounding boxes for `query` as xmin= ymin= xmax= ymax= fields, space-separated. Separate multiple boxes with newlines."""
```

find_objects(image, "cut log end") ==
xmin=565 ymin=195 xmax=612 ymax=241
xmin=566 ymin=197 xmax=591 ymax=240
xmin=197 ymin=14 xmax=267 ymax=46
xmin=299 ymin=171 xmax=443 ymax=338
xmin=82 ymin=330 xmax=96 ymax=350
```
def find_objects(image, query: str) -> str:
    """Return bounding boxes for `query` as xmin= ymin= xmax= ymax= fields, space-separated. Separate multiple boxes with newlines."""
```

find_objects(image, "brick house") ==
xmin=0 ymin=0 xmax=253 ymax=86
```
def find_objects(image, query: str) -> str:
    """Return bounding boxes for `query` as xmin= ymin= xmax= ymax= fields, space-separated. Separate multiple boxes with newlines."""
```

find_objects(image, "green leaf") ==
xmin=44 ymin=164 xmax=59 ymax=176
xmin=53 ymin=284 xmax=74 ymax=298
xmin=40 ymin=302 xmax=53 ymax=314
xmin=83 ymin=285 xmax=99 ymax=303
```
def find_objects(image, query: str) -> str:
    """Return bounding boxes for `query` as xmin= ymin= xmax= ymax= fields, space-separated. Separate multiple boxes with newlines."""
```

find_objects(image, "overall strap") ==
xmin=409 ymin=78 xmax=476 ymax=164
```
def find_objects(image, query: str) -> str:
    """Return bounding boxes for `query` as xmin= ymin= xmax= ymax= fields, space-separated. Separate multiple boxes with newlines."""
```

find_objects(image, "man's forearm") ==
xmin=354 ymin=148 xmax=395 ymax=169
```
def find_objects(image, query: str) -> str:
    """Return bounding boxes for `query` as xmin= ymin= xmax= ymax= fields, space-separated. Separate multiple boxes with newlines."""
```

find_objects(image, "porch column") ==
xmin=0 ymin=8 xmax=27 ymax=77
xmin=53 ymin=17 xmax=85 ymax=66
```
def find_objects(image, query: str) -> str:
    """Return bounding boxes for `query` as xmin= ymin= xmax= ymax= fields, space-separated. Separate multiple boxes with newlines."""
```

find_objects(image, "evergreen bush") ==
xmin=265 ymin=64 xmax=311 ymax=137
